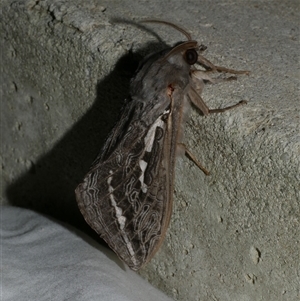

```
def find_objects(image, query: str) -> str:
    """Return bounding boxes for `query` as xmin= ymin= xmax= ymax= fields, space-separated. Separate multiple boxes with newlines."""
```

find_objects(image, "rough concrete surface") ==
xmin=1 ymin=0 xmax=299 ymax=300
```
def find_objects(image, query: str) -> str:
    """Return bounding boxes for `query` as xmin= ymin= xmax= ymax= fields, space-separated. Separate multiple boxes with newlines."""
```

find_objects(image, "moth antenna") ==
xmin=140 ymin=19 xmax=192 ymax=41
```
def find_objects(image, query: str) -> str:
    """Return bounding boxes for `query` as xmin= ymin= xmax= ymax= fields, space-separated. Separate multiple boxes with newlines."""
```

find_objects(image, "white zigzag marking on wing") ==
xmin=107 ymin=170 xmax=138 ymax=266
xmin=139 ymin=160 xmax=148 ymax=193
xmin=138 ymin=110 xmax=170 ymax=192
xmin=143 ymin=110 xmax=169 ymax=152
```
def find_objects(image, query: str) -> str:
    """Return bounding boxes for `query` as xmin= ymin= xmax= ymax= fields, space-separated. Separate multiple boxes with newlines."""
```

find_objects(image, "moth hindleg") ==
xmin=208 ymin=100 xmax=247 ymax=114
xmin=178 ymin=143 xmax=210 ymax=176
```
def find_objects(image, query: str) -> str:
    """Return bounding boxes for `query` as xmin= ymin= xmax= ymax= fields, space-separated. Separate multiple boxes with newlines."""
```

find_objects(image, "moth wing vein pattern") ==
xmin=75 ymin=20 xmax=248 ymax=271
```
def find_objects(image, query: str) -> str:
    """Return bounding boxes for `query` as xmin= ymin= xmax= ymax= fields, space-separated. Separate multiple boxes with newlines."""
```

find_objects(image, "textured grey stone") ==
xmin=1 ymin=0 xmax=299 ymax=300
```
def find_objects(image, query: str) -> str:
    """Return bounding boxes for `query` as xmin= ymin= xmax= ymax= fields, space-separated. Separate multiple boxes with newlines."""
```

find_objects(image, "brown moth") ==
xmin=75 ymin=20 xmax=248 ymax=271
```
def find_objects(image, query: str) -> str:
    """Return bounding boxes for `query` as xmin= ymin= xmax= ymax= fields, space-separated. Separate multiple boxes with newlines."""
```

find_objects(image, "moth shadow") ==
xmin=5 ymin=42 xmax=165 ymax=240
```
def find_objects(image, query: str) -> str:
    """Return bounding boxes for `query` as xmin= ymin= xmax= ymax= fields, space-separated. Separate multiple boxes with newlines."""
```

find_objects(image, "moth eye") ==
xmin=184 ymin=49 xmax=198 ymax=65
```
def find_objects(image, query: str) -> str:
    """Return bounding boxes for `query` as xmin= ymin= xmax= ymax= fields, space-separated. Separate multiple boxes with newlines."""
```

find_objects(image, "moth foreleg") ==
xmin=178 ymin=143 xmax=210 ymax=176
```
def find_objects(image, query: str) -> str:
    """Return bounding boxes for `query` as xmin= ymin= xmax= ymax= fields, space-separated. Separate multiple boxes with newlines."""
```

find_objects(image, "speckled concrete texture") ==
xmin=1 ymin=0 xmax=299 ymax=300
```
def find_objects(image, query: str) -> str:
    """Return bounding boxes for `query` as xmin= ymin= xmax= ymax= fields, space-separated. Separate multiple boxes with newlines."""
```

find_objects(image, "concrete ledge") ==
xmin=1 ymin=1 xmax=299 ymax=300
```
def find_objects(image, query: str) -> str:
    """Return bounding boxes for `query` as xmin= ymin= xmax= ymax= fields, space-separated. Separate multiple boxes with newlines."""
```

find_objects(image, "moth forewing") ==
xmin=75 ymin=20 xmax=248 ymax=271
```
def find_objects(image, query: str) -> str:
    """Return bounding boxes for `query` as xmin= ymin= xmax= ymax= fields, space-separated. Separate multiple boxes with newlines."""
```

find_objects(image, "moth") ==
xmin=75 ymin=20 xmax=248 ymax=271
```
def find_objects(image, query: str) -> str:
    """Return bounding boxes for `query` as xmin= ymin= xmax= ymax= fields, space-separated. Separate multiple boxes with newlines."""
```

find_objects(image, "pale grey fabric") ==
xmin=1 ymin=206 xmax=174 ymax=301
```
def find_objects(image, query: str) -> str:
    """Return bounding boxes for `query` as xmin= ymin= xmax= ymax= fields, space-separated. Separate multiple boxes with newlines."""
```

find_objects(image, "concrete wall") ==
xmin=1 ymin=0 xmax=299 ymax=300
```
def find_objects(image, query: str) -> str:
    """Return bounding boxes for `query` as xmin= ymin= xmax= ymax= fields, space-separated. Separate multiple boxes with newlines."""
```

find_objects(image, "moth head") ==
xmin=140 ymin=20 xmax=200 ymax=66
xmin=184 ymin=48 xmax=198 ymax=65
xmin=165 ymin=41 xmax=199 ymax=65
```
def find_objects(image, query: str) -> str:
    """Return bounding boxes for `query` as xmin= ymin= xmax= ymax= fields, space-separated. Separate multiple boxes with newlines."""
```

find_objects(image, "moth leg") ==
xmin=178 ymin=143 xmax=210 ymax=176
xmin=209 ymin=100 xmax=247 ymax=114
xmin=197 ymin=54 xmax=250 ymax=75
xmin=188 ymin=86 xmax=247 ymax=115
xmin=188 ymin=86 xmax=210 ymax=116
xmin=192 ymin=70 xmax=238 ymax=85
